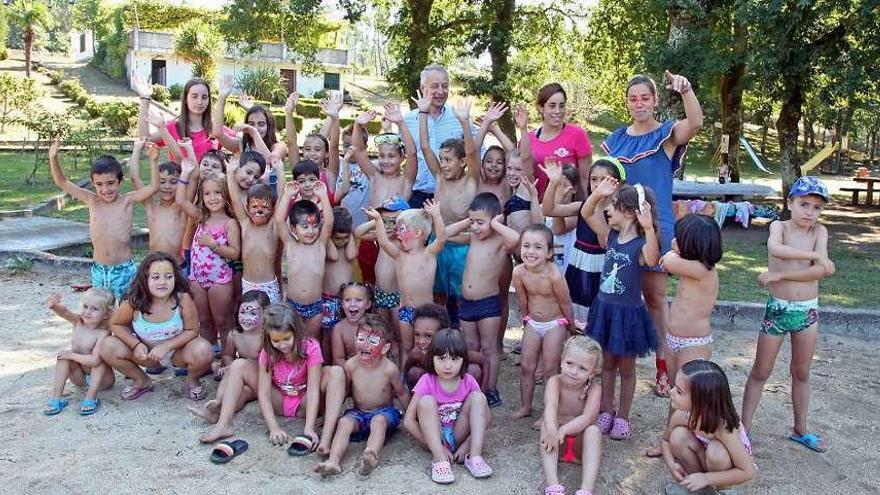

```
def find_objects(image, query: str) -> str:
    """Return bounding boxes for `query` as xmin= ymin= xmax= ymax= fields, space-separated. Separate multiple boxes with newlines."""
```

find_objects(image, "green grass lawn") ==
xmin=0 ymin=150 xmax=96 ymax=210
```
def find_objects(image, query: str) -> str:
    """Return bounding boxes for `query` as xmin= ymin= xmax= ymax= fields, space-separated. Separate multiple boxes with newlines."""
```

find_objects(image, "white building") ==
xmin=70 ymin=29 xmax=349 ymax=98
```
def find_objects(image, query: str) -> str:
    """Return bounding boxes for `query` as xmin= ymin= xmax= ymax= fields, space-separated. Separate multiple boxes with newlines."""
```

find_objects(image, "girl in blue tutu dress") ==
xmin=581 ymin=176 xmax=660 ymax=440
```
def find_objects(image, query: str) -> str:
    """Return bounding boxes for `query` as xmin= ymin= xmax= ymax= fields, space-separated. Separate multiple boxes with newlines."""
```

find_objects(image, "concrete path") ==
xmin=0 ymin=216 xmax=89 ymax=252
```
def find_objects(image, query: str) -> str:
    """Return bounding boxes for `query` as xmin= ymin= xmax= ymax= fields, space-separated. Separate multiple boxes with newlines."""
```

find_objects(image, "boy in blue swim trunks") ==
xmin=741 ymin=176 xmax=835 ymax=453
xmin=315 ymin=315 xmax=410 ymax=477
xmin=445 ymin=193 xmax=521 ymax=407
xmin=49 ymin=138 xmax=159 ymax=301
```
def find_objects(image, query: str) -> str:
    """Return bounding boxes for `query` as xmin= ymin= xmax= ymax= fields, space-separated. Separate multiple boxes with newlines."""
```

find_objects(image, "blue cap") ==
xmin=788 ymin=176 xmax=828 ymax=202
xmin=377 ymin=195 xmax=410 ymax=212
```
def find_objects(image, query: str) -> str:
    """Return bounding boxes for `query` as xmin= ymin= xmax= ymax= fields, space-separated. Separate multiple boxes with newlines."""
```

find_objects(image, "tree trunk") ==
xmin=775 ymin=78 xmax=804 ymax=204
xmin=402 ymin=0 xmax=433 ymax=108
xmin=24 ymin=28 xmax=34 ymax=78
xmin=834 ymin=106 xmax=854 ymax=174
xmin=760 ymin=120 xmax=769 ymax=156
xmin=487 ymin=0 xmax=515 ymax=139
xmin=718 ymin=20 xmax=746 ymax=183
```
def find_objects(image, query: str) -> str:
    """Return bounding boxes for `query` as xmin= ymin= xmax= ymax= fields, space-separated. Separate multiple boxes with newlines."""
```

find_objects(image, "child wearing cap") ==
xmin=740 ymin=176 xmax=835 ymax=453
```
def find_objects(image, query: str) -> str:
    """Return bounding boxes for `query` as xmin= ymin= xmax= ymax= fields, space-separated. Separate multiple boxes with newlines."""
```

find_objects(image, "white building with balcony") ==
xmin=70 ymin=29 xmax=349 ymax=98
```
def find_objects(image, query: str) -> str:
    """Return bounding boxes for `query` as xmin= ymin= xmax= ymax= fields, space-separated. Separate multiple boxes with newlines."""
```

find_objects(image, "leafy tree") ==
xmin=0 ymin=73 xmax=39 ymax=132
xmin=7 ymin=0 xmax=54 ymax=78
xmin=72 ymin=0 xmax=110 ymax=56
xmin=20 ymin=106 xmax=72 ymax=184
xmin=0 ymin=8 xmax=9 ymax=60
xmin=173 ymin=19 xmax=223 ymax=82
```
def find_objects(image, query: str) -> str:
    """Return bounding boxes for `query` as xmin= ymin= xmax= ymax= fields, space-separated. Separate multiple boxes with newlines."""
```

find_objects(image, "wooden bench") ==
xmin=840 ymin=187 xmax=868 ymax=205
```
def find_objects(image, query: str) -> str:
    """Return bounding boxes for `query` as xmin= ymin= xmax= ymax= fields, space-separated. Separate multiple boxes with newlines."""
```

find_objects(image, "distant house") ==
xmin=70 ymin=29 xmax=349 ymax=98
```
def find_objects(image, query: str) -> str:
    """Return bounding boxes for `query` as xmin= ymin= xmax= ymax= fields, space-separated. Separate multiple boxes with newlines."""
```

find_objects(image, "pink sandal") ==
xmin=545 ymin=484 xmax=566 ymax=495
xmin=464 ymin=455 xmax=493 ymax=478
xmin=610 ymin=417 xmax=632 ymax=440
xmin=431 ymin=460 xmax=454 ymax=484
xmin=596 ymin=412 xmax=614 ymax=434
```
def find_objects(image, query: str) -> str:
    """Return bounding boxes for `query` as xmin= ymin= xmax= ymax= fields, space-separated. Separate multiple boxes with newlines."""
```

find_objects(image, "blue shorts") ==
xmin=179 ymin=249 xmax=191 ymax=278
xmin=321 ymin=294 xmax=341 ymax=329
xmin=398 ymin=305 xmax=415 ymax=324
xmin=91 ymin=258 xmax=137 ymax=302
xmin=374 ymin=288 xmax=400 ymax=310
xmin=459 ymin=294 xmax=502 ymax=322
xmin=287 ymin=297 xmax=323 ymax=320
xmin=433 ymin=240 xmax=468 ymax=297
xmin=344 ymin=406 xmax=402 ymax=442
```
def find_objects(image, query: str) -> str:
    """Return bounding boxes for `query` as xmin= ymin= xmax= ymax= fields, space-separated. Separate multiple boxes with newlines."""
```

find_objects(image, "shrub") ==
xmin=312 ymin=89 xmax=328 ymax=99
xmin=100 ymin=101 xmax=138 ymax=136
xmin=84 ymin=99 xmax=102 ymax=118
xmin=235 ymin=66 xmax=286 ymax=104
xmin=295 ymin=102 xmax=322 ymax=118
xmin=168 ymin=83 xmax=184 ymax=100
xmin=151 ymin=84 xmax=171 ymax=106
xmin=47 ymin=70 xmax=63 ymax=85
xmin=224 ymin=104 xmax=246 ymax=127
xmin=271 ymin=111 xmax=303 ymax=133
xmin=365 ymin=121 xmax=383 ymax=135
xmin=299 ymin=97 xmax=320 ymax=105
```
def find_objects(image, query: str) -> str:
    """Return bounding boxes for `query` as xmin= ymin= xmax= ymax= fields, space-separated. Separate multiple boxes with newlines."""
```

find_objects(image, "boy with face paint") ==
xmin=275 ymin=181 xmax=335 ymax=340
xmin=129 ymin=141 xmax=189 ymax=267
xmin=227 ymin=155 xmax=284 ymax=303
xmin=364 ymin=199 xmax=446 ymax=373
xmin=315 ymin=314 xmax=411 ymax=477
xmin=49 ymin=138 xmax=160 ymax=301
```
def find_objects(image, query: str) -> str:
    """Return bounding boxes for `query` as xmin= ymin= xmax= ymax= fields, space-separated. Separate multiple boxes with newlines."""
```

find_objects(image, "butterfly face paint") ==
xmin=355 ymin=326 xmax=387 ymax=365
xmin=247 ymin=198 xmax=275 ymax=226
xmin=238 ymin=301 xmax=264 ymax=331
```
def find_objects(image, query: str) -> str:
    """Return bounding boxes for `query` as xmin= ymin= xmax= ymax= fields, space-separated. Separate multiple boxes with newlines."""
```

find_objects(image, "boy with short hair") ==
xmin=293 ymin=160 xmax=336 ymax=206
xmin=741 ymin=176 xmax=835 ymax=453
xmin=416 ymin=95 xmax=480 ymax=325
xmin=322 ymin=206 xmax=358 ymax=355
xmin=275 ymin=180 xmax=335 ymax=339
xmin=129 ymin=140 xmax=188 ymax=266
xmin=364 ymin=199 xmax=446 ymax=368
xmin=227 ymin=155 xmax=284 ymax=303
xmin=315 ymin=313 xmax=410 ymax=476
xmin=49 ymin=138 xmax=158 ymax=301
xmin=445 ymin=192 xmax=521 ymax=407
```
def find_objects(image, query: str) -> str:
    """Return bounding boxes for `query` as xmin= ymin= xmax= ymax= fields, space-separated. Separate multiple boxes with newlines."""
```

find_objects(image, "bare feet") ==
xmin=187 ymin=403 xmax=220 ymax=424
xmin=359 ymin=449 xmax=379 ymax=475
xmin=510 ymin=405 xmax=532 ymax=419
xmin=314 ymin=460 xmax=342 ymax=477
xmin=645 ymin=444 xmax=663 ymax=458
xmin=532 ymin=417 xmax=543 ymax=430
xmin=199 ymin=423 xmax=234 ymax=444
xmin=317 ymin=439 xmax=332 ymax=456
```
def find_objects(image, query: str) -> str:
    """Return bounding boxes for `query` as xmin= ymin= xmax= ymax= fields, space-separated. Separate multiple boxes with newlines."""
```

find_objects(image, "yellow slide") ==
xmin=801 ymin=142 xmax=839 ymax=173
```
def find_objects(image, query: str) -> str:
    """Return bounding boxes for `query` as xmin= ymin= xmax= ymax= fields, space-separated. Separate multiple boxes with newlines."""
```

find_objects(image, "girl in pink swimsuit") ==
xmin=176 ymin=163 xmax=241 ymax=352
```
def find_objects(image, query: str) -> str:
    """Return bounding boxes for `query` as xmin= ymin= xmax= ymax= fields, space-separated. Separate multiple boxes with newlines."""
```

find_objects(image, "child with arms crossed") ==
xmin=364 ymin=200 xmax=446 ymax=369
xmin=404 ymin=329 xmax=493 ymax=484
xmin=446 ymin=193 xmax=520 ymax=407
xmin=541 ymin=336 xmax=604 ymax=495
xmin=43 ymin=289 xmax=116 ymax=416
xmin=663 ymin=360 xmax=755 ymax=494
xmin=741 ymin=177 xmax=835 ymax=453
xmin=511 ymin=224 xmax=577 ymax=420
xmin=49 ymin=138 xmax=158 ymax=301
xmin=316 ymin=314 xmax=411 ymax=477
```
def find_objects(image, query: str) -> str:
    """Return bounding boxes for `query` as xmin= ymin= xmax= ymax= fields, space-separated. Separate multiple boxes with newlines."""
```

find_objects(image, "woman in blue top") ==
xmin=600 ymin=71 xmax=703 ymax=397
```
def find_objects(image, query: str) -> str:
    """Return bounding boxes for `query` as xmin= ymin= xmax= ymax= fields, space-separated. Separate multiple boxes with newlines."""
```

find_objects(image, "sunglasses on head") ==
xmin=374 ymin=133 xmax=403 ymax=147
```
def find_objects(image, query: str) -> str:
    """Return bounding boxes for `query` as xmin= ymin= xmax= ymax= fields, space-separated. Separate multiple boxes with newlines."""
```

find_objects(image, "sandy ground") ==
xmin=2 ymin=269 xmax=879 ymax=495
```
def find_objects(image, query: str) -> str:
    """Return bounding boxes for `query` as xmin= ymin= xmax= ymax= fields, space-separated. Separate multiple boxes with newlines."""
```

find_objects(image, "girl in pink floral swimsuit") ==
xmin=176 ymin=161 xmax=241 ymax=352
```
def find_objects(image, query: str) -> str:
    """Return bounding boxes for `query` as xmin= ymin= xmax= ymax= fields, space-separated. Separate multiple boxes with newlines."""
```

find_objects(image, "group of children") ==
xmin=42 ymin=74 xmax=837 ymax=493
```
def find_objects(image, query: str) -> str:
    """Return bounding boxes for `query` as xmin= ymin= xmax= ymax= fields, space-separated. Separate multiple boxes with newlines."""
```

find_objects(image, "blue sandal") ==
xmin=80 ymin=399 xmax=100 ymax=416
xmin=44 ymin=398 xmax=69 ymax=416
xmin=788 ymin=432 xmax=827 ymax=453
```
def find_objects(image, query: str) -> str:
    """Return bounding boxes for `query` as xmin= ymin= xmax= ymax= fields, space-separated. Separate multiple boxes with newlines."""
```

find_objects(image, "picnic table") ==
xmin=672 ymin=180 xmax=776 ymax=199
xmin=846 ymin=176 xmax=880 ymax=207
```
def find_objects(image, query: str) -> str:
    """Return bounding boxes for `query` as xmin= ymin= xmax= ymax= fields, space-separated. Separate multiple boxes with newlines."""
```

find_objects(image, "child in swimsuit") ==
xmin=176 ymin=160 xmax=241 ymax=353
xmin=662 ymin=360 xmax=755 ymax=493
xmin=511 ymin=224 xmax=577 ymax=420
xmin=331 ymin=282 xmax=375 ymax=367
xmin=404 ymin=329 xmax=492 ymax=485
xmin=582 ymin=179 xmax=660 ymax=440
xmin=541 ymin=336 xmax=604 ymax=495
xmin=741 ymin=176 xmax=835 ymax=453
xmin=101 ymin=252 xmax=213 ymax=402
xmin=43 ymin=288 xmax=116 ymax=416
xmin=257 ymin=304 xmax=346 ymax=454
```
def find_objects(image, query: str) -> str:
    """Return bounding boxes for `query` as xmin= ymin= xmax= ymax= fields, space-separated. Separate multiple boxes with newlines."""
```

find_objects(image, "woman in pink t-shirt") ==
xmin=528 ymin=83 xmax=593 ymax=200
xmin=404 ymin=328 xmax=492 ymax=484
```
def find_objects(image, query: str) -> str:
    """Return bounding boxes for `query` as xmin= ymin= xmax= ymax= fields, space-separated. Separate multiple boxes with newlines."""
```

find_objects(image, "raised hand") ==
xmin=483 ymin=101 xmax=508 ymax=123
xmin=180 ymin=157 xmax=196 ymax=176
xmin=635 ymin=199 xmax=654 ymax=230
xmin=49 ymin=136 xmax=61 ymax=161
xmin=146 ymin=111 xmax=166 ymax=130
xmin=664 ymin=70 xmax=692 ymax=95
xmin=540 ymin=160 xmax=563 ymax=182
xmin=522 ymin=175 xmax=539 ymax=197
xmin=423 ymin=198 xmax=441 ymax=217
xmin=363 ymin=207 xmax=382 ymax=222
xmin=355 ymin=110 xmax=377 ymax=126
xmin=451 ymin=98 xmax=472 ymax=122
xmin=383 ymin=102 xmax=404 ymax=124
xmin=132 ymin=74 xmax=152 ymax=99
xmin=47 ymin=292 xmax=62 ymax=309
xmin=514 ymin=104 xmax=529 ymax=129
xmin=145 ymin=142 xmax=160 ymax=162
xmin=411 ymin=90 xmax=432 ymax=113
xmin=593 ymin=176 xmax=619 ymax=198
xmin=284 ymin=92 xmax=299 ymax=114
xmin=218 ymin=74 xmax=235 ymax=98
xmin=238 ymin=92 xmax=254 ymax=111
xmin=321 ymin=93 xmax=343 ymax=119
xmin=284 ymin=180 xmax=301 ymax=197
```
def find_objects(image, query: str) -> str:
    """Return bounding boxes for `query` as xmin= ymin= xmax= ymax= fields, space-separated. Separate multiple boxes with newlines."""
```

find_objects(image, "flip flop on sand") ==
xmin=44 ymin=398 xmax=69 ymax=416
xmin=788 ymin=432 xmax=827 ymax=453
xmin=79 ymin=399 xmax=99 ymax=416
xmin=287 ymin=434 xmax=317 ymax=456
xmin=210 ymin=439 xmax=249 ymax=464
xmin=121 ymin=383 xmax=154 ymax=401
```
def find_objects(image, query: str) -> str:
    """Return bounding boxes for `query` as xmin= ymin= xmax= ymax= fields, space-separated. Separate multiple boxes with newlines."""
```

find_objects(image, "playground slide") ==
xmin=801 ymin=142 xmax=839 ymax=173
xmin=739 ymin=138 xmax=773 ymax=174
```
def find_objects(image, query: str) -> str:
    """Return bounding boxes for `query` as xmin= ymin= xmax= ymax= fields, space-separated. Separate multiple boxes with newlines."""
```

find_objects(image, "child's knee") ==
xmin=417 ymin=394 xmax=438 ymax=414
xmin=669 ymin=425 xmax=694 ymax=450
xmin=98 ymin=336 xmax=127 ymax=361
xmin=748 ymin=363 xmax=773 ymax=382
xmin=187 ymin=338 xmax=214 ymax=365
xmin=705 ymin=440 xmax=733 ymax=471
xmin=789 ymin=362 xmax=811 ymax=382
xmin=322 ymin=365 xmax=345 ymax=387
xmin=369 ymin=413 xmax=389 ymax=430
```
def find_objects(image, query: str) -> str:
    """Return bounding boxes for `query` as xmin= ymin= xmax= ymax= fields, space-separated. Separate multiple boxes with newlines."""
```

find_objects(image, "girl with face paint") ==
xmin=190 ymin=290 xmax=271 ymax=443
